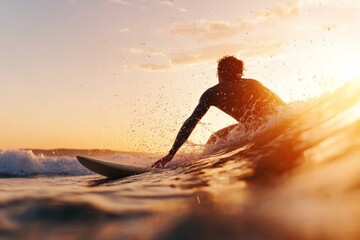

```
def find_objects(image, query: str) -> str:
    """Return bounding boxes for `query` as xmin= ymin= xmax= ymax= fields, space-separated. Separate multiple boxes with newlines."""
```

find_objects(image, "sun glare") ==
xmin=323 ymin=60 xmax=360 ymax=92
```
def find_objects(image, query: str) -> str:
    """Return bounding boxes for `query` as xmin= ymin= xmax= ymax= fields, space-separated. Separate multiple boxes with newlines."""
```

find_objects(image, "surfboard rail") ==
xmin=76 ymin=155 xmax=152 ymax=178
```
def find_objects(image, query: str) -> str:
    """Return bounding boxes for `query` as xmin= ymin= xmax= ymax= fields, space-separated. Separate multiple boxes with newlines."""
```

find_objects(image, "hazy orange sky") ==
xmin=1 ymin=0 xmax=360 ymax=153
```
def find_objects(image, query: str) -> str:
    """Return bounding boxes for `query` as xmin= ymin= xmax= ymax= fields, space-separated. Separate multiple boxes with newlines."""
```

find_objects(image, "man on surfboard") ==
xmin=152 ymin=56 xmax=286 ymax=168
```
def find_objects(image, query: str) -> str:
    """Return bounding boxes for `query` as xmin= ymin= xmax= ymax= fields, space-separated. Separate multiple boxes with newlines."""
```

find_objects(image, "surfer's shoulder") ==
xmin=200 ymin=85 xmax=219 ymax=103
xmin=240 ymin=78 xmax=261 ymax=84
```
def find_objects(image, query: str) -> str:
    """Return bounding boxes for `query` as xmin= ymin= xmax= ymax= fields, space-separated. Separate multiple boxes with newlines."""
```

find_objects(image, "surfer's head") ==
xmin=217 ymin=56 xmax=244 ymax=83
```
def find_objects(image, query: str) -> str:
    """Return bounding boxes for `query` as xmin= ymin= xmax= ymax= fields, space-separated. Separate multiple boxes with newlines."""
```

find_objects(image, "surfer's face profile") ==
xmin=217 ymin=56 xmax=244 ymax=83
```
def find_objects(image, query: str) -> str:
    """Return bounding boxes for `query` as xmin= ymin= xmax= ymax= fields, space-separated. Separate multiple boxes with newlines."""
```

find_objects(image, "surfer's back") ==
xmin=201 ymin=78 xmax=286 ymax=123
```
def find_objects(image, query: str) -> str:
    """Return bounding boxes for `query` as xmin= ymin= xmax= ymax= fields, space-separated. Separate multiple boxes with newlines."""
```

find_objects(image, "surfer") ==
xmin=152 ymin=56 xmax=286 ymax=168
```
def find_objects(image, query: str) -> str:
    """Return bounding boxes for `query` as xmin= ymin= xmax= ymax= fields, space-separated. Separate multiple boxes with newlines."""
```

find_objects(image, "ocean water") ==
xmin=1 ymin=79 xmax=360 ymax=240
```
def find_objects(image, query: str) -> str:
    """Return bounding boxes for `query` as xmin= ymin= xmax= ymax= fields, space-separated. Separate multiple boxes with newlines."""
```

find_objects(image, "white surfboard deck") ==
xmin=76 ymin=156 xmax=152 ymax=178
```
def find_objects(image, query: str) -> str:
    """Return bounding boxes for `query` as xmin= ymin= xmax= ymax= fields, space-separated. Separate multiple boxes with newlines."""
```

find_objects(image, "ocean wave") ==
xmin=1 ymin=80 xmax=360 ymax=240
xmin=0 ymin=150 xmax=92 ymax=177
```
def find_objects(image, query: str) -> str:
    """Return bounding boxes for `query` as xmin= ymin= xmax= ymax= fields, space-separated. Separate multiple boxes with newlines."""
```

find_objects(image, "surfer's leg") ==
xmin=206 ymin=124 xmax=239 ymax=145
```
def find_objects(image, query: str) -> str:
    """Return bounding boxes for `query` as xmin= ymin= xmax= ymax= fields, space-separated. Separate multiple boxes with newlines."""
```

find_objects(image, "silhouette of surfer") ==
xmin=152 ymin=56 xmax=286 ymax=168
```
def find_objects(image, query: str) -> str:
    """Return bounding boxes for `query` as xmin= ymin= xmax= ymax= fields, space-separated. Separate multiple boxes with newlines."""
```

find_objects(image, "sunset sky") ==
xmin=1 ymin=0 xmax=360 ymax=153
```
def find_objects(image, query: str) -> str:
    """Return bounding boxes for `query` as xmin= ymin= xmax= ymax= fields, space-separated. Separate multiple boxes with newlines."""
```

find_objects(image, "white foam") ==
xmin=202 ymin=103 xmax=305 ymax=155
xmin=0 ymin=150 xmax=92 ymax=177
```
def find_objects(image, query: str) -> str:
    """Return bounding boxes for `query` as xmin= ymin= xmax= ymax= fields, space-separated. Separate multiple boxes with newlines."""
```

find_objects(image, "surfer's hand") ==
xmin=152 ymin=154 xmax=174 ymax=168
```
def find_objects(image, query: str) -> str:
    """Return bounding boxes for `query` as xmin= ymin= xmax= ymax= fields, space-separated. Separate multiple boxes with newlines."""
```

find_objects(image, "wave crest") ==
xmin=0 ymin=150 xmax=91 ymax=177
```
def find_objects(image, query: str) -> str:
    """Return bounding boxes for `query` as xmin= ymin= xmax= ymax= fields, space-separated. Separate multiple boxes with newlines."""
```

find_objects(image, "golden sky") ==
xmin=1 ymin=0 xmax=360 ymax=152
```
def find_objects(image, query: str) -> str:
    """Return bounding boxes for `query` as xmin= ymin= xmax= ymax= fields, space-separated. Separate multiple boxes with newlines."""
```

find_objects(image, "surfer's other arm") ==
xmin=152 ymin=96 xmax=210 ymax=168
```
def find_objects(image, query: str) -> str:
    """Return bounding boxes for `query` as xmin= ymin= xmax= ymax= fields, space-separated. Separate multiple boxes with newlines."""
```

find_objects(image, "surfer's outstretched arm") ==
xmin=152 ymin=98 xmax=210 ymax=168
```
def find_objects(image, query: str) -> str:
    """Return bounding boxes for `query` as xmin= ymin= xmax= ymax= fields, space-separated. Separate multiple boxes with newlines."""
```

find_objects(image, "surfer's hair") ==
xmin=217 ymin=56 xmax=244 ymax=82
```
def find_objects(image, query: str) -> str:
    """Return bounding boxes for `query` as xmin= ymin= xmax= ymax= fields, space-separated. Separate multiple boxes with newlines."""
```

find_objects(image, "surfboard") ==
xmin=76 ymin=156 xmax=152 ymax=178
